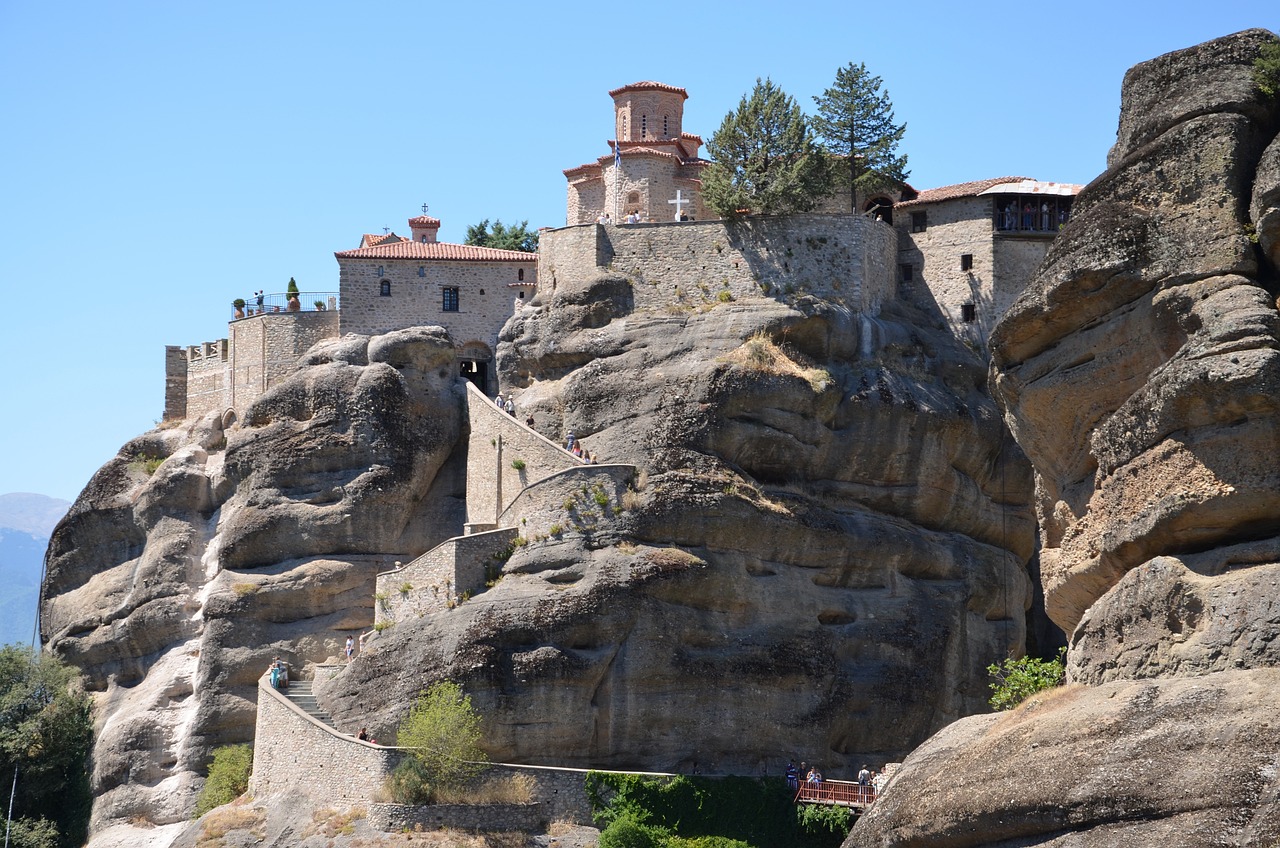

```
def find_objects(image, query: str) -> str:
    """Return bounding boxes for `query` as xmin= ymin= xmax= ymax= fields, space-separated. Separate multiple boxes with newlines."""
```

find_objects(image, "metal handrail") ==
xmin=793 ymin=779 xmax=878 ymax=807
xmin=236 ymin=291 xmax=340 ymax=316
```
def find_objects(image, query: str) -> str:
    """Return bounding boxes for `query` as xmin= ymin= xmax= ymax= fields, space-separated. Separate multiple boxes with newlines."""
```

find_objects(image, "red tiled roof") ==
xmin=608 ymin=81 xmax=688 ymax=99
xmin=359 ymin=232 xmax=409 ymax=248
xmin=408 ymin=215 xmax=440 ymax=228
xmin=336 ymin=241 xmax=536 ymax=261
xmin=895 ymin=177 xmax=1035 ymax=208
xmin=564 ymin=162 xmax=603 ymax=177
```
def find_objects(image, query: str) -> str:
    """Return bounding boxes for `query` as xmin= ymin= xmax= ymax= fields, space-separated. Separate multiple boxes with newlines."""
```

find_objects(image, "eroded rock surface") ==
xmin=850 ymin=29 xmax=1280 ymax=847
xmin=42 ymin=328 xmax=466 ymax=835
xmin=322 ymin=247 xmax=1035 ymax=773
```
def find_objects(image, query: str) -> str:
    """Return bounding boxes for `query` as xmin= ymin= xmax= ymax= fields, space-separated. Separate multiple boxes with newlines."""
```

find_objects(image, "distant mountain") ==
xmin=0 ymin=493 xmax=70 ymax=646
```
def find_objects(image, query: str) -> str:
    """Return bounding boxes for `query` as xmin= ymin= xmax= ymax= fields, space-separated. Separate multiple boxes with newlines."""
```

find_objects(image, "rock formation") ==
xmin=321 ymin=258 xmax=1035 ymax=773
xmin=41 ymin=328 xmax=467 ymax=838
xmin=850 ymin=29 xmax=1280 ymax=847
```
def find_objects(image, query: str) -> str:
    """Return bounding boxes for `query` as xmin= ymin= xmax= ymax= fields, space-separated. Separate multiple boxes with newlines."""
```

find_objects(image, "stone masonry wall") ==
xmin=367 ymin=802 xmax=545 ymax=833
xmin=163 ymin=345 xmax=188 ymax=421
xmin=538 ymin=215 xmax=896 ymax=315
xmin=498 ymin=465 xmax=637 ymax=544
xmin=184 ymin=340 xmax=231 ymax=421
xmin=375 ymin=527 xmax=518 ymax=627
xmin=338 ymin=258 xmax=537 ymax=347
xmin=249 ymin=675 xmax=403 ymax=806
xmin=465 ymin=382 xmax=581 ymax=529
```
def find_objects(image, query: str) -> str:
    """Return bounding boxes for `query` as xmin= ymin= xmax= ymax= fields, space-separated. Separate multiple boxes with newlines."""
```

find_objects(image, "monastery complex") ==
xmin=163 ymin=80 xmax=1082 ymax=424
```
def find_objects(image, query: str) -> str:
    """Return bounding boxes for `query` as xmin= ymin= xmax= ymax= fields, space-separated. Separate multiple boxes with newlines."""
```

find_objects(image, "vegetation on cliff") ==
xmin=0 ymin=645 xmax=93 ymax=848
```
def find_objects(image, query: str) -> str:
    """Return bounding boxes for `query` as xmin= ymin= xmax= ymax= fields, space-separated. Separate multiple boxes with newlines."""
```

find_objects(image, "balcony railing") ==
xmin=235 ymin=291 xmax=340 ymax=317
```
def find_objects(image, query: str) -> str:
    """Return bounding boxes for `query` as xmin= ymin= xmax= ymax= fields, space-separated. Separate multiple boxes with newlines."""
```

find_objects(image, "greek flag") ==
xmin=614 ymin=141 xmax=621 ymax=168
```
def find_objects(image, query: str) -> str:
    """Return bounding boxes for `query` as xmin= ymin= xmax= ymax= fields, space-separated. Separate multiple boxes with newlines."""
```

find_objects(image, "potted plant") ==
xmin=286 ymin=277 xmax=301 ymax=312
xmin=314 ymin=299 xmax=326 ymax=311
xmin=232 ymin=298 xmax=246 ymax=319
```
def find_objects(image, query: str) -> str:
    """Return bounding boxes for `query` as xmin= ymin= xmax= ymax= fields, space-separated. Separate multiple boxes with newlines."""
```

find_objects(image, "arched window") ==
xmin=380 ymin=280 xmax=391 ymax=297
xmin=641 ymin=114 xmax=647 ymax=138
xmin=518 ymin=268 xmax=525 ymax=281
xmin=627 ymin=191 xmax=640 ymax=205
xmin=663 ymin=115 xmax=668 ymax=136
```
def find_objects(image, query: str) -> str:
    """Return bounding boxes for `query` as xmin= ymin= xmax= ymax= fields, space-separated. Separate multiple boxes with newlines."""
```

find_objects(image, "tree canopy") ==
xmin=0 ymin=645 xmax=93 ymax=848
xmin=811 ymin=62 xmax=909 ymax=201
xmin=396 ymin=680 xmax=487 ymax=793
xmin=464 ymin=219 xmax=539 ymax=253
xmin=702 ymin=78 xmax=832 ymax=219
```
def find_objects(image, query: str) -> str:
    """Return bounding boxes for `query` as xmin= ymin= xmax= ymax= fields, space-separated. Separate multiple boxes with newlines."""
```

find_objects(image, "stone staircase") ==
xmin=282 ymin=680 xmax=337 ymax=729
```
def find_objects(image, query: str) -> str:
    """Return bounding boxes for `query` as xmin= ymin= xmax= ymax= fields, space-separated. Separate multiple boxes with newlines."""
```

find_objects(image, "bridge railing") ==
xmin=794 ymin=779 xmax=877 ymax=807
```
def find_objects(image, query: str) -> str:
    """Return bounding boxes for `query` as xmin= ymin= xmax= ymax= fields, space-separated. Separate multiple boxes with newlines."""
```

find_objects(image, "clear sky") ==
xmin=0 ymin=1 xmax=1272 ymax=502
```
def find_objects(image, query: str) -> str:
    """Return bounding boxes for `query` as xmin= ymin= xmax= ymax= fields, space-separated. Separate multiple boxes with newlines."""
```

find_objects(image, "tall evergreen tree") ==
xmin=811 ymin=62 xmax=909 ymax=207
xmin=702 ymin=78 xmax=831 ymax=219
xmin=464 ymin=219 xmax=538 ymax=253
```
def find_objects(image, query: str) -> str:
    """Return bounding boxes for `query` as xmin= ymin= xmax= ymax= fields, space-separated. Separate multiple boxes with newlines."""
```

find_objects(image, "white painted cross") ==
xmin=668 ymin=190 xmax=692 ymax=221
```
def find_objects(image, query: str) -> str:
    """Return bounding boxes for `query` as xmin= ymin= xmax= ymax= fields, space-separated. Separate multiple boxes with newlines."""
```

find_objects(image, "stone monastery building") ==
xmin=164 ymin=79 xmax=1081 ymax=425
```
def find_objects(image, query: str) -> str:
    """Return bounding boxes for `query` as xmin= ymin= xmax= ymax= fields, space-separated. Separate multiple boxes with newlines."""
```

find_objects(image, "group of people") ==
xmin=563 ymin=431 xmax=599 ymax=464
xmin=494 ymin=394 xmax=516 ymax=416
xmin=268 ymin=656 xmax=289 ymax=689
xmin=785 ymin=760 xmax=886 ymax=796
xmin=999 ymin=202 xmax=1070 ymax=232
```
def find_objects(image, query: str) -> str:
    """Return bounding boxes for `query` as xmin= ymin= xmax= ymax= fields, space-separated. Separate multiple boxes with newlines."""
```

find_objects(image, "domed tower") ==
xmin=610 ymin=81 xmax=687 ymax=142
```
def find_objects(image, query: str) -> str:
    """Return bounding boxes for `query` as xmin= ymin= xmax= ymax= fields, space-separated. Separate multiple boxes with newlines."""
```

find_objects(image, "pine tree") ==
xmin=464 ymin=219 xmax=538 ymax=253
xmin=811 ymin=62 xmax=909 ymax=207
xmin=702 ymin=78 xmax=831 ymax=219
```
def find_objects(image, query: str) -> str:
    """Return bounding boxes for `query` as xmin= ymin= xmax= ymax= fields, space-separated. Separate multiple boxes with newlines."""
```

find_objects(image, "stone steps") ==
xmin=281 ymin=681 xmax=336 ymax=728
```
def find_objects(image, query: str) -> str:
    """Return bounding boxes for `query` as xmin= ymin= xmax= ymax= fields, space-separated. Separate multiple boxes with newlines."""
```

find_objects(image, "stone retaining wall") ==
xmin=249 ymin=675 xmax=402 ymax=806
xmin=538 ymin=215 xmax=896 ymax=315
xmin=499 ymin=465 xmax=637 ymax=545
xmin=466 ymin=381 xmax=582 ymax=528
xmin=375 ymin=527 xmax=518 ymax=627
xmin=367 ymin=802 xmax=545 ymax=833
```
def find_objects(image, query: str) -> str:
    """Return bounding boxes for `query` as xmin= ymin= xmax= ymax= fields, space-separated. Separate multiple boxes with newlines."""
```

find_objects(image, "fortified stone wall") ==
xmin=538 ymin=215 xmax=896 ymax=314
xmin=367 ymin=802 xmax=545 ymax=833
xmin=339 ymin=258 xmax=537 ymax=345
xmin=249 ymin=676 xmax=403 ymax=806
xmin=172 ymin=312 xmax=340 ymax=421
xmin=374 ymin=528 xmax=518 ymax=627
xmin=465 ymin=382 xmax=582 ymax=530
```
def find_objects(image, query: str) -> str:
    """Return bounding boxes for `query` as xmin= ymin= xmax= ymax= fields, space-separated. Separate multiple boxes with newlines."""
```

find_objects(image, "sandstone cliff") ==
xmin=320 ymin=252 xmax=1035 ymax=774
xmin=849 ymin=29 xmax=1280 ymax=847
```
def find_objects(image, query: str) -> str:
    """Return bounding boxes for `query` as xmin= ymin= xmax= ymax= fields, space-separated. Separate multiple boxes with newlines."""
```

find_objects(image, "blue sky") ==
xmin=0 ymin=1 xmax=1272 ymax=501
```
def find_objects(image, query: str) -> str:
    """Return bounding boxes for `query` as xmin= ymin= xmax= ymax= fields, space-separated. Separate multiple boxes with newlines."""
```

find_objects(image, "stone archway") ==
xmin=864 ymin=197 xmax=893 ymax=225
xmin=458 ymin=342 xmax=493 ymax=395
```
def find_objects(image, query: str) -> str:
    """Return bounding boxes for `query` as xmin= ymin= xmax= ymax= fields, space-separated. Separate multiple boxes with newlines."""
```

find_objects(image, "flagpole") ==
xmin=5 ymin=766 xmax=17 ymax=848
xmin=613 ymin=141 xmax=620 ymax=224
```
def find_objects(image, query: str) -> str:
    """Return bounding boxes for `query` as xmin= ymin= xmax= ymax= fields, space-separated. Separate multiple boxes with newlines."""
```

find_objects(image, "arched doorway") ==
xmin=458 ymin=342 xmax=493 ymax=395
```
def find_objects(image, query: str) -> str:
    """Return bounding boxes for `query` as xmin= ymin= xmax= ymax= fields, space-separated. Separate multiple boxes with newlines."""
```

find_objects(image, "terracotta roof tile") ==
xmin=336 ymin=241 xmax=536 ymax=262
xmin=359 ymin=232 xmax=409 ymax=248
xmin=895 ymin=177 xmax=1035 ymax=208
xmin=608 ymin=81 xmax=688 ymax=99
xmin=408 ymin=215 xmax=441 ymax=227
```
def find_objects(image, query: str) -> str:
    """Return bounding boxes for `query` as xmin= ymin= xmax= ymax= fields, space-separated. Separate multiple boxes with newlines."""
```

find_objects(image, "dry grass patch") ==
xmin=196 ymin=805 xmax=265 ymax=848
xmin=433 ymin=773 xmax=535 ymax=805
xmin=304 ymin=806 xmax=367 ymax=838
xmin=724 ymin=332 xmax=832 ymax=392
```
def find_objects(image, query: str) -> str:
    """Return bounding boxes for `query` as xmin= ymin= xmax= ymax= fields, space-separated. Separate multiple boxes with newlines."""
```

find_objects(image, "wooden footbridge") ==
xmin=794 ymin=779 xmax=878 ymax=810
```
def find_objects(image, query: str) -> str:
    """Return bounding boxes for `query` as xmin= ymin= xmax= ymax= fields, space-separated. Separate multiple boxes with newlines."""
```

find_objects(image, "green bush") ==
xmin=385 ymin=757 xmax=433 ymax=804
xmin=3 ymin=816 xmax=59 ymax=848
xmin=599 ymin=813 xmax=670 ymax=848
xmin=987 ymin=647 xmax=1066 ymax=711
xmin=511 ymin=458 xmax=527 ymax=470
xmin=396 ymin=682 xmax=487 ymax=792
xmin=194 ymin=744 xmax=252 ymax=817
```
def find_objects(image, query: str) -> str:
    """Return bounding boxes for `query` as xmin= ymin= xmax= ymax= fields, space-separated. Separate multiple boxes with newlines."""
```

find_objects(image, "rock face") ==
xmin=321 ymin=257 xmax=1035 ymax=772
xmin=849 ymin=30 xmax=1280 ymax=847
xmin=41 ymin=328 xmax=467 ymax=836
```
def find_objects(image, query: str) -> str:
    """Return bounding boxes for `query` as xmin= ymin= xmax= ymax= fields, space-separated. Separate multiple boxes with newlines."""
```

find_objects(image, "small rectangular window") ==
xmin=911 ymin=212 xmax=927 ymax=233
xmin=961 ymin=254 xmax=973 ymax=271
xmin=961 ymin=303 xmax=977 ymax=323
xmin=899 ymin=264 xmax=914 ymax=283
xmin=442 ymin=287 xmax=459 ymax=312
xmin=418 ymin=266 xmax=426 ymax=277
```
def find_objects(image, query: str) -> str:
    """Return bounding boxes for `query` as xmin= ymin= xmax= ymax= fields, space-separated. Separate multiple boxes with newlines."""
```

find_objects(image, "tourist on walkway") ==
xmin=785 ymin=760 xmax=799 ymax=791
xmin=345 ymin=636 xmax=354 ymax=661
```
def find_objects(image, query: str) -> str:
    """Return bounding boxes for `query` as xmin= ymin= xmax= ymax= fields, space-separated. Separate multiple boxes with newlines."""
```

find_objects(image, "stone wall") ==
xmin=163 ymin=345 xmax=188 ymax=421
xmin=367 ymin=802 xmax=545 ymax=833
xmin=602 ymin=157 xmax=708 ymax=225
xmin=538 ymin=214 xmax=896 ymax=315
xmin=249 ymin=675 xmax=403 ymax=807
xmin=175 ymin=311 xmax=340 ymax=421
xmin=498 ymin=464 xmax=637 ymax=543
xmin=465 ymin=382 xmax=582 ymax=529
xmin=338 ymin=258 xmax=537 ymax=351
xmin=375 ymin=528 xmax=519 ymax=627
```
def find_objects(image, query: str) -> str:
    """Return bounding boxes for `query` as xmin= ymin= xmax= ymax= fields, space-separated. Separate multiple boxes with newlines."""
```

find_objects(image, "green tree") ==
xmin=193 ymin=743 xmax=253 ymax=817
xmin=395 ymin=681 xmax=487 ymax=795
xmin=987 ymin=647 xmax=1066 ymax=711
xmin=702 ymin=78 xmax=832 ymax=219
xmin=811 ymin=62 xmax=909 ymax=209
xmin=465 ymin=219 xmax=539 ymax=253
xmin=1255 ymin=39 xmax=1280 ymax=97
xmin=0 ymin=645 xmax=93 ymax=848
